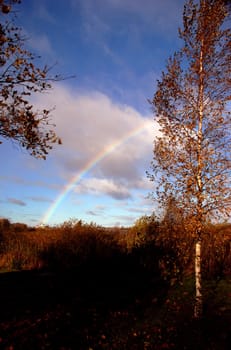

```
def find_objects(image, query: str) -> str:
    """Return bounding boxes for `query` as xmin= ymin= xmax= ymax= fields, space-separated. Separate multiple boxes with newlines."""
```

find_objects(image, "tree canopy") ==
xmin=149 ymin=0 xmax=231 ymax=318
xmin=149 ymin=0 xmax=231 ymax=227
xmin=0 ymin=0 xmax=62 ymax=159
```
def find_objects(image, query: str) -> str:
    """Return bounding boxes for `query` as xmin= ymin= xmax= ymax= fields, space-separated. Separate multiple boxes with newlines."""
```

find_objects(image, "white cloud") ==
xmin=32 ymin=84 xmax=159 ymax=199
xmin=111 ymin=214 xmax=137 ymax=227
xmin=76 ymin=177 xmax=131 ymax=200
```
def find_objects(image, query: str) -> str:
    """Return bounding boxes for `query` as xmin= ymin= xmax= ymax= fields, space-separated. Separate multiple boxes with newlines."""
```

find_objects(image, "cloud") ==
xmin=95 ymin=205 xmax=106 ymax=211
xmin=111 ymin=214 xmax=137 ymax=227
xmin=76 ymin=177 xmax=131 ymax=200
xmin=86 ymin=210 xmax=100 ymax=216
xmin=36 ymin=2 xmax=57 ymax=24
xmin=72 ymin=0 xmax=182 ymax=92
xmin=81 ymin=7 xmax=110 ymax=42
xmin=28 ymin=34 xmax=54 ymax=56
xmin=27 ymin=196 xmax=52 ymax=203
xmin=78 ymin=0 xmax=183 ymax=43
xmin=31 ymin=84 xmax=159 ymax=201
xmin=85 ymin=204 xmax=106 ymax=218
xmin=8 ymin=198 xmax=27 ymax=206
xmin=34 ymin=84 xmax=158 ymax=168
xmin=109 ymin=0 xmax=183 ymax=31
xmin=0 ymin=175 xmax=62 ymax=191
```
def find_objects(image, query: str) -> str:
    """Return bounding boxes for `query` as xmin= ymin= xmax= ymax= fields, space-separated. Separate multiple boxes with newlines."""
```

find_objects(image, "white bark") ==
xmin=194 ymin=239 xmax=202 ymax=318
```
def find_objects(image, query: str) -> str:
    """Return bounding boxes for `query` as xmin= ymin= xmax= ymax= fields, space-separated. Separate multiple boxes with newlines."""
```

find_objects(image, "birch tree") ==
xmin=149 ymin=0 xmax=231 ymax=318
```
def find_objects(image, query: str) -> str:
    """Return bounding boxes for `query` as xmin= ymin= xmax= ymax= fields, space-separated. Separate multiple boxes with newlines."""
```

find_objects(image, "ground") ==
xmin=0 ymin=269 xmax=230 ymax=350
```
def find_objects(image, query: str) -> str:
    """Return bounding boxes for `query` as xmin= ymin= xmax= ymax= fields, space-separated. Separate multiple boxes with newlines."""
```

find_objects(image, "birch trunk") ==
xmin=194 ymin=8 xmax=204 ymax=318
xmin=194 ymin=239 xmax=202 ymax=318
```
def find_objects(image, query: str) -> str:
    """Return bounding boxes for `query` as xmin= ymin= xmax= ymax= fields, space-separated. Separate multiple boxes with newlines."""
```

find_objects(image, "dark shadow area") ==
xmin=0 ymin=241 xmax=168 ymax=349
xmin=0 ymin=220 xmax=230 ymax=349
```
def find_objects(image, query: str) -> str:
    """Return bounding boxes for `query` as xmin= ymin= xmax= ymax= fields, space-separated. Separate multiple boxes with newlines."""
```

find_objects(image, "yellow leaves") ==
xmin=13 ymin=58 xmax=23 ymax=67
xmin=40 ymin=71 xmax=46 ymax=79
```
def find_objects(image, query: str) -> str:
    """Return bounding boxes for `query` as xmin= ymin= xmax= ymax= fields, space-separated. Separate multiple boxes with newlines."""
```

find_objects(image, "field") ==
xmin=0 ymin=218 xmax=230 ymax=349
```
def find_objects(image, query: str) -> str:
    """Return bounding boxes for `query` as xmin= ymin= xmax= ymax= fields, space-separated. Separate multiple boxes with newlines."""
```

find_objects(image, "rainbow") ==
xmin=41 ymin=120 xmax=153 ymax=225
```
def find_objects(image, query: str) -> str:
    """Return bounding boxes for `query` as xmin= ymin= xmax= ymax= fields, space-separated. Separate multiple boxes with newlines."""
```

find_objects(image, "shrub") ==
xmin=39 ymin=220 xmax=121 ymax=271
xmin=202 ymin=224 xmax=231 ymax=280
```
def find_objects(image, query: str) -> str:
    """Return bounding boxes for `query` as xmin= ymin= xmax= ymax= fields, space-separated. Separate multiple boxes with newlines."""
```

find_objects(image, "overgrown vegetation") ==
xmin=0 ymin=216 xmax=230 ymax=349
xmin=1 ymin=217 xmax=229 ymax=279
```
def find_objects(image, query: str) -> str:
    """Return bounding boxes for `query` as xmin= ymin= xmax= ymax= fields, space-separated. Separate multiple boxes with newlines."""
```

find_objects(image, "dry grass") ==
xmin=0 ymin=219 xmax=230 ymax=278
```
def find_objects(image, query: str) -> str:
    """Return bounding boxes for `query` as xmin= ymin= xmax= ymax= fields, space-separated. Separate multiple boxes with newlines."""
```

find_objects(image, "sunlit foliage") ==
xmin=149 ymin=0 xmax=231 ymax=317
xmin=0 ymin=0 xmax=62 ymax=158
xmin=149 ymin=0 xmax=231 ymax=230
xmin=0 ymin=217 xmax=229 ymax=279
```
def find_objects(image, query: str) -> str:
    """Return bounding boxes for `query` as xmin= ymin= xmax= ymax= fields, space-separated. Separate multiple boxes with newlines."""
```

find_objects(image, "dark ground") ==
xmin=0 ymin=268 xmax=230 ymax=350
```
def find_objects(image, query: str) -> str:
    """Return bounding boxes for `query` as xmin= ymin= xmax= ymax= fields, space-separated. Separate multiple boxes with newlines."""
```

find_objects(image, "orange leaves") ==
xmin=150 ymin=0 xmax=231 ymax=237
xmin=0 ymin=0 xmax=62 ymax=158
xmin=13 ymin=58 xmax=24 ymax=68
xmin=1 ymin=4 xmax=11 ymax=14
xmin=0 ymin=0 xmax=21 ymax=14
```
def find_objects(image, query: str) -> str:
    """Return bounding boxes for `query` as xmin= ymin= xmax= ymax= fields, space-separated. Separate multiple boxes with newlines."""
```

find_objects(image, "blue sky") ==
xmin=0 ymin=0 xmax=185 ymax=227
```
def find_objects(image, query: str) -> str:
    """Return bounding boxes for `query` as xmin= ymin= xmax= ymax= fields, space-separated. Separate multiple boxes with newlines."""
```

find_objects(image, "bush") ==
xmin=0 ymin=231 xmax=40 ymax=270
xmin=202 ymin=224 xmax=231 ymax=280
xmin=39 ymin=220 xmax=121 ymax=271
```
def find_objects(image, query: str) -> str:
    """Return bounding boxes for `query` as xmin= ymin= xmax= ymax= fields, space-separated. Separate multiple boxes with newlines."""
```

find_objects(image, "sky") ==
xmin=0 ymin=0 xmax=185 ymax=227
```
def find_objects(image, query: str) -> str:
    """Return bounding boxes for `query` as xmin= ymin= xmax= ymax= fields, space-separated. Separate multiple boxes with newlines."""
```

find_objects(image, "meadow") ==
xmin=0 ymin=217 xmax=230 ymax=349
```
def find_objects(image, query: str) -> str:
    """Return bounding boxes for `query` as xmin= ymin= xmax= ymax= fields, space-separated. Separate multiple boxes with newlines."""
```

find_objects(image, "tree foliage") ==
xmin=0 ymin=0 xmax=62 ymax=159
xmin=149 ymin=0 xmax=231 ymax=231
xmin=149 ymin=0 xmax=231 ymax=318
xmin=128 ymin=214 xmax=158 ymax=249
